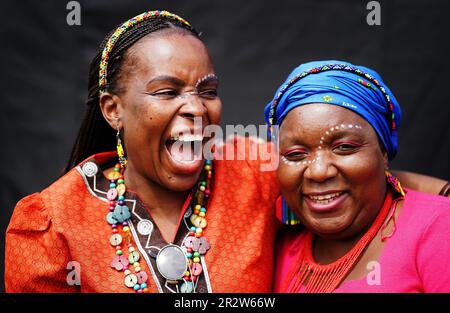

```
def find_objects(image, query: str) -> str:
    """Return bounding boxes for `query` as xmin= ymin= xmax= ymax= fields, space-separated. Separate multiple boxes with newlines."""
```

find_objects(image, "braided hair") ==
xmin=63 ymin=12 xmax=200 ymax=174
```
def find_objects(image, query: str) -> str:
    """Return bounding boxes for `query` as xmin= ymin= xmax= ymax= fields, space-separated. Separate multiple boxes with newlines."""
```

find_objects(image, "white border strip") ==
xmin=76 ymin=165 xmax=163 ymax=293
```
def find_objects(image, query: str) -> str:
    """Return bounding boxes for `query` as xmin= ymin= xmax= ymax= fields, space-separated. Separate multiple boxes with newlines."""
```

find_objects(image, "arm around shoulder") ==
xmin=392 ymin=170 xmax=449 ymax=196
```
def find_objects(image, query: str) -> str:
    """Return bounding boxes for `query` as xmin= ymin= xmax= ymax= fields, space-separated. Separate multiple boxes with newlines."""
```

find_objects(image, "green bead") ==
xmin=113 ymin=168 xmax=120 ymax=172
xmin=116 ymin=250 xmax=123 ymax=255
xmin=201 ymin=181 xmax=206 ymax=186
xmin=193 ymin=252 xmax=200 ymax=258
xmin=117 ymin=179 xmax=124 ymax=184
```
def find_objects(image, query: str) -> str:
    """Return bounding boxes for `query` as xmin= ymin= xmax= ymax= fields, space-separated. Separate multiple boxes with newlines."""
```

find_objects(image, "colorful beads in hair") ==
xmin=99 ymin=10 xmax=192 ymax=95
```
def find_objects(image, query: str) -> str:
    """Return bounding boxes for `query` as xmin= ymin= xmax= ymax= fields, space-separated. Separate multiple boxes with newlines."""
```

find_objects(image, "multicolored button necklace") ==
xmin=105 ymin=160 xmax=213 ymax=293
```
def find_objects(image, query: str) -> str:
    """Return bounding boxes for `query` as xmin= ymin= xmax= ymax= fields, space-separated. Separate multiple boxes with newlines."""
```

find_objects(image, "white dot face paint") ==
xmin=280 ymin=124 xmax=362 ymax=167
xmin=280 ymin=155 xmax=300 ymax=166
xmin=195 ymin=74 xmax=218 ymax=89
xmin=281 ymin=156 xmax=318 ymax=167
xmin=319 ymin=124 xmax=363 ymax=147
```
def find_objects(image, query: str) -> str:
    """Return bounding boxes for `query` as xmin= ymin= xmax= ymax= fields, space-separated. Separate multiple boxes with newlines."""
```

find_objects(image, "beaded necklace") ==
xmin=105 ymin=160 xmax=213 ymax=293
xmin=282 ymin=190 xmax=399 ymax=293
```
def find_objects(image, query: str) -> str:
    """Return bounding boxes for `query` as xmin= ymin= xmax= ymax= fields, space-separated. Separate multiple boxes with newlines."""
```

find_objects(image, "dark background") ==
xmin=1 ymin=0 xmax=449 ymax=292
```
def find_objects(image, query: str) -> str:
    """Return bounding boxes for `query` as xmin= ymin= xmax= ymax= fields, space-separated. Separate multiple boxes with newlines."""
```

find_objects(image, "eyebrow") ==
xmin=282 ymin=127 xmax=364 ymax=146
xmin=196 ymin=75 xmax=219 ymax=88
xmin=323 ymin=128 xmax=366 ymax=141
xmin=146 ymin=75 xmax=186 ymax=87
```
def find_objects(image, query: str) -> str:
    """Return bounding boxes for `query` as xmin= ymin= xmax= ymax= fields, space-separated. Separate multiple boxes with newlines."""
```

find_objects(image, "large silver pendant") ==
xmin=155 ymin=244 xmax=187 ymax=281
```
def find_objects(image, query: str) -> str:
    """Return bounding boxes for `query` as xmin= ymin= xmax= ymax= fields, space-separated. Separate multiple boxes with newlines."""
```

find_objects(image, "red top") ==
xmin=274 ymin=189 xmax=450 ymax=293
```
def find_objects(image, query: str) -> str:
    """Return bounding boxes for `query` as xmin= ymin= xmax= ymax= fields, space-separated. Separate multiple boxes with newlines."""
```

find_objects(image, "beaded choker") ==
xmin=105 ymin=160 xmax=213 ymax=293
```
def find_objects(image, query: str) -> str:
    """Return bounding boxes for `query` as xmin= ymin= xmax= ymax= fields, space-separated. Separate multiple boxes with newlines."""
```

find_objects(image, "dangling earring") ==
xmin=116 ymin=127 xmax=127 ymax=168
xmin=385 ymin=169 xmax=405 ymax=197
xmin=281 ymin=197 xmax=300 ymax=225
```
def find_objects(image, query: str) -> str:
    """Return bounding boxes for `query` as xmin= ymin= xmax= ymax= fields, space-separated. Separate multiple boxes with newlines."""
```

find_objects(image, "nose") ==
xmin=303 ymin=152 xmax=338 ymax=183
xmin=178 ymin=92 xmax=207 ymax=120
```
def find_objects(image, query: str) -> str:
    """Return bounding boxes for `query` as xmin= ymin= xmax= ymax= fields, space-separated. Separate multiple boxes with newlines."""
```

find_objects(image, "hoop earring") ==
xmin=385 ymin=169 xmax=405 ymax=197
xmin=116 ymin=127 xmax=127 ymax=168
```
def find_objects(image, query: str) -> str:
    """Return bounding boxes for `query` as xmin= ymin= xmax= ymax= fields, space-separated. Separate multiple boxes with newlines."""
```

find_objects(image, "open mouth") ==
xmin=307 ymin=192 xmax=343 ymax=205
xmin=165 ymin=134 xmax=204 ymax=164
xmin=303 ymin=191 xmax=348 ymax=213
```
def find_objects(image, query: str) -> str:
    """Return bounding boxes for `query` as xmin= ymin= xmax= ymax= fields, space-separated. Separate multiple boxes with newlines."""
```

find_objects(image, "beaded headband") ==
xmin=267 ymin=63 xmax=398 ymax=134
xmin=99 ymin=10 xmax=192 ymax=95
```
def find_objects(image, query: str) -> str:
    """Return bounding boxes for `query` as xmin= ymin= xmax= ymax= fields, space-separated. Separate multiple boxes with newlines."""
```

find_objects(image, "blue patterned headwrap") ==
xmin=264 ymin=60 xmax=402 ymax=160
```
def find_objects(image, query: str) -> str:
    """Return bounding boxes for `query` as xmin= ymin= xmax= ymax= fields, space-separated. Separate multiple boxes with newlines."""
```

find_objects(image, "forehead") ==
xmin=279 ymin=103 xmax=371 ymax=141
xmin=126 ymin=33 xmax=213 ymax=78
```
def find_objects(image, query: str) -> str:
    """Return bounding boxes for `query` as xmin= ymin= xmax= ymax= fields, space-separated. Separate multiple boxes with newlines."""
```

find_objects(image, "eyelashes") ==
xmin=283 ymin=148 xmax=308 ymax=158
xmin=280 ymin=124 xmax=364 ymax=166
xmin=280 ymin=155 xmax=318 ymax=166
xmin=147 ymin=88 xmax=219 ymax=100
xmin=331 ymin=141 xmax=362 ymax=152
xmin=281 ymin=142 xmax=361 ymax=160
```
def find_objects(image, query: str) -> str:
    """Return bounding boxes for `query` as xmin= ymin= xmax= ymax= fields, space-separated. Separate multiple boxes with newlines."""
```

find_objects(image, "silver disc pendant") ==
xmin=156 ymin=244 xmax=187 ymax=281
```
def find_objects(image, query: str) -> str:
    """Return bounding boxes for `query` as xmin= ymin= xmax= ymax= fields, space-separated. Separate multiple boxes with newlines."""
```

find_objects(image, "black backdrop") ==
xmin=1 ymin=0 xmax=449 ymax=292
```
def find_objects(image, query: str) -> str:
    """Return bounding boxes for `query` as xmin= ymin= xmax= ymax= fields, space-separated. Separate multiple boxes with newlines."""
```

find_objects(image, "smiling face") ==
xmin=101 ymin=31 xmax=222 ymax=192
xmin=278 ymin=104 xmax=388 ymax=240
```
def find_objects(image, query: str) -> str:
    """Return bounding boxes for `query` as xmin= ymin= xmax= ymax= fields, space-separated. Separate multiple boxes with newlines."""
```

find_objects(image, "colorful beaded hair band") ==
xmin=99 ymin=10 xmax=192 ymax=95
xmin=268 ymin=63 xmax=398 ymax=134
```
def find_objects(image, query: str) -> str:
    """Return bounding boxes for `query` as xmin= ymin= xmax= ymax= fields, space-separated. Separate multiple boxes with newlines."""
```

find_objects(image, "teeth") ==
xmin=170 ymin=134 xmax=204 ymax=142
xmin=308 ymin=192 xmax=342 ymax=202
